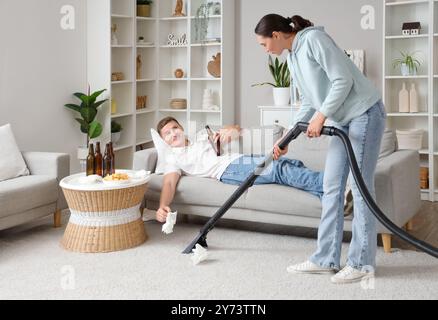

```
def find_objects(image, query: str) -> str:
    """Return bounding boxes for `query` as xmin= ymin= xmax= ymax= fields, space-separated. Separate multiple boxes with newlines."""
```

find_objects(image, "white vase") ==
xmin=273 ymin=87 xmax=290 ymax=106
xmin=111 ymin=132 xmax=121 ymax=144
xmin=398 ymin=82 xmax=409 ymax=113
xmin=409 ymin=83 xmax=418 ymax=113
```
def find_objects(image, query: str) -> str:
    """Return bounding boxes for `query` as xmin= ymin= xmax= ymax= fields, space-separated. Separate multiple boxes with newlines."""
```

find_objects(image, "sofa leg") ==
xmin=381 ymin=233 xmax=392 ymax=253
xmin=54 ymin=209 xmax=62 ymax=228
xmin=405 ymin=219 xmax=414 ymax=231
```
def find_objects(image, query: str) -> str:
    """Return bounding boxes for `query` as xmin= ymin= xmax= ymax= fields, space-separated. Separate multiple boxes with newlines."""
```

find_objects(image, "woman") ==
xmin=255 ymin=14 xmax=386 ymax=284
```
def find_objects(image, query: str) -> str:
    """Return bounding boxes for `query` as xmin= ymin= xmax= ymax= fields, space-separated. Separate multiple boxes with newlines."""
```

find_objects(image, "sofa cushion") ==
xmin=379 ymin=129 xmax=396 ymax=160
xmin=0 ymin=124 xmax=29 ymax=182
xmin=0 ymin=175 xmax=58 ymax=218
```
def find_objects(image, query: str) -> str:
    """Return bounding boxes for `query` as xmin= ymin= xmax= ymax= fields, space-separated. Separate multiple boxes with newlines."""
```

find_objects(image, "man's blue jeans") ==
xmin=220 ymin=155 xmax=324 ymax=199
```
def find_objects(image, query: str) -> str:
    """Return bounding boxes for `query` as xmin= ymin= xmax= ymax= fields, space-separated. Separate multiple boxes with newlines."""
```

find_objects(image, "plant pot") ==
xmin=111 ymin=132 xmax=121 ymax=145
xmin=273 ymin=87 xmax=290 ymax=106
xmin=400 ymin=63 xmax=416 ymax=76
xmin=137 ymin=4 xmax=151 ymax=17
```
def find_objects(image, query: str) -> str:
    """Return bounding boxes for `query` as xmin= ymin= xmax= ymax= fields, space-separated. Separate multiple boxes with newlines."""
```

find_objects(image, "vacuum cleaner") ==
xmin=182 ymin=122 xmax=438 ymax=259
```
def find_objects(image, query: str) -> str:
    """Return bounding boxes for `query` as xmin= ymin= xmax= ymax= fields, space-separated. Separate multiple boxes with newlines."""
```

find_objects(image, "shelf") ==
xmin=160 ymin=45 xmax=188 ymax=48
xmin=191 ymin=78 xmax=221 ymax=81
xmin=190 ymin=109 xmax=221 ymax=113
xmin=421 ymin=189 xmax=430 ymax=193
xmin=385 ymin=75 xmax=428 ymax=79
xmin=111 ymin=80 xmax=132 ymax=85
xmin=111 ymin=45 xmax=133 ymax=48
xmin=419 ymin=149 xmax=429 ymax=154
xmin=136 ymin=78 xmax=155 ymax=82
xmin=113 ymin=144 xmax=133 ymax=152
xmin=136 ymin=17 xmax=155 ymax=21
xmin=159 ymin=16 xmax=188 ymax=21
xmin=111 ymin=112 xmax=133 ymax=119
xmin=159 ymin=108 xmax=187 ymax=112
xmin=136 ymin=139 xmax=153 ymax=145
xmin=189 ymin=15 xmax=222 ymax=19
xmin=387 ymin=112 xmax=429 ymax=116
xmin=159 ymin=78 xmax=188 ymax=81
xmin=136 ymin=44 xmax=155 ymax=48
xmin=385 ymin=34 xmax=428 ymax=39
xmin=111 ymin=14 xmax=132 ymax=19
xmin=136 ymin=108 xmax=156 ymax=115
xmin=191 ymin=42 xmax=221 ymax=47
xmin=386 ymin=0 xmax=429 ymax=6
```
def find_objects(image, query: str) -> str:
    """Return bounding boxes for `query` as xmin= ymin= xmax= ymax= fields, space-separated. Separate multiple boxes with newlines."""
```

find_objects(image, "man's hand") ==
xmin=306 ymin=112 xmax=327 ymax=138
xmin=273 ymin=136 xmax=288 ymax=160
xmin=156 ymin=206 xmax=171 ymax=223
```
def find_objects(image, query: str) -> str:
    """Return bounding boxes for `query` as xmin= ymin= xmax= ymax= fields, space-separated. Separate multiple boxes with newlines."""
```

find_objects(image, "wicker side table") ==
xmin=59 ymin=171 xmax=150 ymax=253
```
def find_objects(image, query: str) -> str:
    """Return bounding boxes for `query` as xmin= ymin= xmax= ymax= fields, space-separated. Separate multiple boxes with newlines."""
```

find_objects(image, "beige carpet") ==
xmin=0 ymin=212 xmax=437 ymax=300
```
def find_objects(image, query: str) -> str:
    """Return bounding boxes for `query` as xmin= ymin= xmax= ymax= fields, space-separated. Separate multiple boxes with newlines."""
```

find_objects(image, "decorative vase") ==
xmin=398 ymin=82 xmax=409 ymax=113
xmin=400 ymin=63 xmax=409 ymax=76
xmin=137 ymin=4 xmax=151 ymax=17
xmin=273 ymin=87 xmax=290 ymax=106
xmin=409 ymin=83 xmax=418 ymax=113
xmin=111 ymin=132 xmax=121 ymax=145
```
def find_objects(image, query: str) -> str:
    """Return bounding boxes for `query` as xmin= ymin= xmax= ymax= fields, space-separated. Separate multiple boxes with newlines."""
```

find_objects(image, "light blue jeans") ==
xmin=220 ymin=155 xmax=324 ymax=199
xmin=309 ymin=100 xmax=386 ymax=271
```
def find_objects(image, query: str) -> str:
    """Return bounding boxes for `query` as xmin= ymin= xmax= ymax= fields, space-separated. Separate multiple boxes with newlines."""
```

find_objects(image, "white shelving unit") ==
xmin=87 ymin=0 xmax=234 ymax=169
xmin=383 ymin=0 xmax=438 ymax=201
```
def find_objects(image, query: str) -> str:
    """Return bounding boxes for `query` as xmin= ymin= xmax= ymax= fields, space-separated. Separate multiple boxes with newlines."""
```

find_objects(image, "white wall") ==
xmin=0 ymin=0 xmax=87 ymax=173
xmin=235 ymin=0 xmax=383 ymax=127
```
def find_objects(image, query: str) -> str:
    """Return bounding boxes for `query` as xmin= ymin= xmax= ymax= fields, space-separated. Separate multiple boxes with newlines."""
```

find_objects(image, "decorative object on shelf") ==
xmin=167 ymin=33 xmax=188 ymax=46
xmin=64 ymin=87 xmax=107 ymax=165
xmin=111 ymin=120 xmax=123 ymax=145
xmin=207 ymin=52 xmax=221 ymax=78
xmin=111 ymin=72 xmax=125 ymax=81
xmin=136 ymin=95 xmax=147 ymax=109
xmin=170 ymin=98 xmax=187 ymax=109
xmin=344 ymin=49 xmax=364 ymax=73
xmin=172 ymin=0 xmax=186 ymax=17
xmin=111 ymin=24 xmax=118 ymax=45
xmin=212 ymin=1 xmax=221 ymax=15
xmin=174 ymin=68 xmax=184 ymax=78
xmin=136 ymin=54 xmax=142 ymax=79
xmin=194 ymin=1 xmax=214 ymax=42
xmin=202 ymin=89 xmax=219 ymax=111
xmin=409 ymin=83 xmax=418 ymax=113
xmin=419 ymin=167 xmax=429 ymax=189
xmin=252 ymin=56 xmax=291 ymax=106
xmin=398 ymin=82 xmax=409 ymax=113
xmin=392 ymin=50 xmax=421 ymax=76
xmin=402 ymin=22 xmax=421 ymax=36
xmin=138 ymin=36 xmax=154 ymax=46
xmin=138 ymin=36 xmax=145 ymax=44
xmin=111 ymin=99 xmax=117 ymax=114
xmin=396 ymin=129 xmax=423 ymax=150
xmin=137 ymin=0 xmax=153 ymax=17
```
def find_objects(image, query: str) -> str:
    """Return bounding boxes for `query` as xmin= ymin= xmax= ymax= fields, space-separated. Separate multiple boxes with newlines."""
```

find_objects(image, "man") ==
xmin=153 ymin=117 xmax=327 ymax=222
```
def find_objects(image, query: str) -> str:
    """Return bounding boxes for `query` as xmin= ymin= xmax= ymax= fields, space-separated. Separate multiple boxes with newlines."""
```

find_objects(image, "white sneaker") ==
xmin=287 ymin=260 xmax=337 ymax=274
xmin=331 ymin=266 xmax=375 ymax=284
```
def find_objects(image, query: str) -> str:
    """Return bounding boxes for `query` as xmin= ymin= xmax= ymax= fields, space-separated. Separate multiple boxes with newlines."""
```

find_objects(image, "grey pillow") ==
xmin=379 ymin=129 xmax=396 ymax=159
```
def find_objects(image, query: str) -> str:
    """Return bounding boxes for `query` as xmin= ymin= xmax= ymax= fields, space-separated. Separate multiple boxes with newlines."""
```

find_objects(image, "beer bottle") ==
xmin=103 ymin=143 xmax=112 ymax=177
xmin=86 ymin=143 xmax=95 ymax=176
xmin=109 ymin=142 xmax=116 ymax=174
xmin=94 ymin=142 xmax=103 ymax=176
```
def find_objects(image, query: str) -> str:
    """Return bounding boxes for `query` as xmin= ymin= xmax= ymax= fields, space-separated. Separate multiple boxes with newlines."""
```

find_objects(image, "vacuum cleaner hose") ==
xmin=292 ymin=122 xmax=438 ymax=258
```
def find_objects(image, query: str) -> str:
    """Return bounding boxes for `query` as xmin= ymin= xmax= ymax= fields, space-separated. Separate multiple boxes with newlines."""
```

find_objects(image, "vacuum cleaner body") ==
xmin=183 ymin=122 xmax=438 ymax=258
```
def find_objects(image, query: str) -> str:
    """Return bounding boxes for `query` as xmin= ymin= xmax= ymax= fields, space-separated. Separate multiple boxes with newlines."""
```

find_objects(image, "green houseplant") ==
xmin=64 ymin=87 xmax=107 ymax=146
xmin=137 ymin=0 xmax=153 ymax=17
xmin=111 ymin=120 xmax=123 ymax=145
xmin=194 ymin=1 xmax=214 ymax=42
xmin=392 ymin=50 xmax=421 ymax=76
xmin=252 ymin=56 xmax=291 ymax=106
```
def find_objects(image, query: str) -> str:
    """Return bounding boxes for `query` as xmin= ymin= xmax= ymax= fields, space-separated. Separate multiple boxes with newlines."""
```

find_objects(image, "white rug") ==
xmin=0 ymin=213 xmax=437 ymax=300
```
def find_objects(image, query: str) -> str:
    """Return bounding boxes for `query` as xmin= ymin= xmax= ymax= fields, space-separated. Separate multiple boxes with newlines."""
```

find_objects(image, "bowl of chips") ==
xmin=103 ymin=172 xmax=131 ymax=184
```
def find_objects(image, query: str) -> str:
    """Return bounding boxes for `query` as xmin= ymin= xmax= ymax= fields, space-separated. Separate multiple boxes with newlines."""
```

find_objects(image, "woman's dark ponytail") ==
xmin=255 ymin=14 xmax=313 ymax=37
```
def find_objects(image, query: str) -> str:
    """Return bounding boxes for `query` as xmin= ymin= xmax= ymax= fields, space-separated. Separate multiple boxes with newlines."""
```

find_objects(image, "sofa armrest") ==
xmin=375 ymin=150 xmax=421 ymax=230
xmin=133 ymin=148 xmax=157 ymax=173
xmin=21 ymin=152 xmax=70 ymax=210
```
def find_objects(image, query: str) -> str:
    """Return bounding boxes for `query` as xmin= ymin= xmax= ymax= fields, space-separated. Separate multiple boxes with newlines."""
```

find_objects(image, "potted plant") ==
xmin=392 ymin=50 xmax=421 ymax=76
xmin=137 ymin=0 xmax=153 ymax=17
xmin=252 ymin=56 xmax=291 ymax=106
xmin=64 ymin=87 xmax=107 ymax=161
xmin=111 ymin=120 xmax=123 ymax=145
xmin=194 ymin=2 xmax=214 ymax=42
